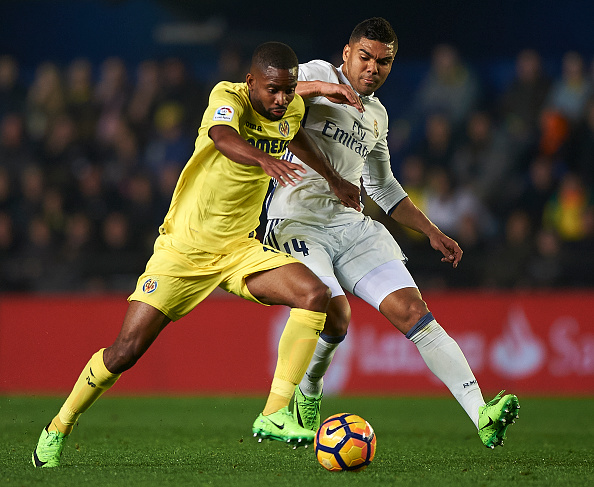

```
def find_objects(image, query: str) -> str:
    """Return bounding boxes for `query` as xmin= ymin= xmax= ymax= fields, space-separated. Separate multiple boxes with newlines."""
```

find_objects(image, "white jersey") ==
xmin=266 ymin=59 xmax=408 ymax=226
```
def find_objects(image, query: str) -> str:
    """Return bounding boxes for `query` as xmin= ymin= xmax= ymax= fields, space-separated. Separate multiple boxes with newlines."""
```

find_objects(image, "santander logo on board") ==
xmin=490 ymin=306 xmax=546 ymax=378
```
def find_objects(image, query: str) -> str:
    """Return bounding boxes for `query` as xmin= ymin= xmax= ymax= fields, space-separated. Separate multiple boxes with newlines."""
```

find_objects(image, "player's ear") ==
xmin=246 ymin=72 xmax=254 ymax=89
xmin=342 ymin=44 xmax=350 ymax=63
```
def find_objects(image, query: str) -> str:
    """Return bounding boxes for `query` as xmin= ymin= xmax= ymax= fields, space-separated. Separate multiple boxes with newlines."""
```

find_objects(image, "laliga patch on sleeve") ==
xmin=213 ymin=106 xmax=234 ymax=121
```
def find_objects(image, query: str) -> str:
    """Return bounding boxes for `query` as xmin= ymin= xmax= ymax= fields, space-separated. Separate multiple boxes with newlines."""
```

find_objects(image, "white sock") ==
xmin=298 ymin=333 xmax=345 ymax=398
xmin=408 ymin=313 xmax=485 ymax=428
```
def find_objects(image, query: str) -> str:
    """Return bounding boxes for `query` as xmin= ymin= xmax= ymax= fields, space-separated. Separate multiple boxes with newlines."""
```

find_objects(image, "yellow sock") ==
xmin=263 ymin=308 xmax=325 ymax=415
xmin=48 ymin=349 xmax=121 ymax=434
xmin=47 ymin=415 xmax=73 ymax=436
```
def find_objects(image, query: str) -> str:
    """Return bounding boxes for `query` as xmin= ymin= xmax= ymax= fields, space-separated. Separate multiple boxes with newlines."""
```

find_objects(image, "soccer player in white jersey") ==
xmin=265 ymin=18 xmax=520 ymax=448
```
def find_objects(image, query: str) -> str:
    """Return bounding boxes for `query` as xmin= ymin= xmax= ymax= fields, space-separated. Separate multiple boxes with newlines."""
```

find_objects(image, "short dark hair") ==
xmin=251 ymin=42 xmax=298 ymax=72
xmin=349 ymin=17 xmax=398 ymax=46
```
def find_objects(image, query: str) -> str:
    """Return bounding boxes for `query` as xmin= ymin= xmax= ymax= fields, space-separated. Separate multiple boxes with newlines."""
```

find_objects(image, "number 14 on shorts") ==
xmin=284 ymin=238 xmax=309 ymax=256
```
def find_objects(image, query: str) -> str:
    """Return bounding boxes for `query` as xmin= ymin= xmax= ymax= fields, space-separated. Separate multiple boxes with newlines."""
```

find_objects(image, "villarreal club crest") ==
xmin=278 ymin=120 xmax=290 ymax=137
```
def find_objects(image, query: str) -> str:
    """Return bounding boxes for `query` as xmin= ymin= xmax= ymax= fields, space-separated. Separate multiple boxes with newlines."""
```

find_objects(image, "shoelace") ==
xmin=299 ymin=395 xmax=320 ymax=416
xmin=45 ymin=431 xmax=64 ymax=450
xmin=484 ymin=390 xmax=505 ymax=407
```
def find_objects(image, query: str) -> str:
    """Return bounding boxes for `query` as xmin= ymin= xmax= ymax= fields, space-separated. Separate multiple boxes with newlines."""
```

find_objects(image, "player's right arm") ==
xmin=209 ymin=125 xmax=305 ymax=187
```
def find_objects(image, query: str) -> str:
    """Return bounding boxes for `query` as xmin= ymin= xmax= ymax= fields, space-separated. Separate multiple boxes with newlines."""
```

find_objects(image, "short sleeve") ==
xmin=202 ymin=82 xmax=246 ymax=134
xmin=298 ymin=60 xmax=337 ymax=83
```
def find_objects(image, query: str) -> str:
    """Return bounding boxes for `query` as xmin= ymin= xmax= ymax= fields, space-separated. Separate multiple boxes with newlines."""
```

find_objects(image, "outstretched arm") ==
xmin=297 ymin=80 xmax=364 ymax=113
xmin=391 ymin=197 xmax=463 ymax=268
xmin=288 ymin=128 xmax=361 ymax=211
xmin=209 ymin=125 xmax=305 ymax=187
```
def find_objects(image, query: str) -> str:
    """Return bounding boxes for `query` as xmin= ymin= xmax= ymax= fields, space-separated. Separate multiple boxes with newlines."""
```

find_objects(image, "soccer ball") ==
xmin=314 ymin=413 xmax=376 ymax=472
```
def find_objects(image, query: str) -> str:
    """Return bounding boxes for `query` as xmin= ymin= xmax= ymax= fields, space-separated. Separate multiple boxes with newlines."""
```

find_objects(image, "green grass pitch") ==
xmin=2 ymin=395 xmax=593 ymax=486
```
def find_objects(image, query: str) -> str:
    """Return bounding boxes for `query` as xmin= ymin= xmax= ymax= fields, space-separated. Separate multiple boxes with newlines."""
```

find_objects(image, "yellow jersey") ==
xmin=159 ymin=81 xmax=305 ymax=253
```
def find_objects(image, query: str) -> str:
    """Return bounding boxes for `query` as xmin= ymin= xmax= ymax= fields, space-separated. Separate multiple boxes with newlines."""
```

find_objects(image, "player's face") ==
xmin=247 ymin=66 xmax=298 ymax=121
xmin=342 ymin=38 xmax=396 ymax=96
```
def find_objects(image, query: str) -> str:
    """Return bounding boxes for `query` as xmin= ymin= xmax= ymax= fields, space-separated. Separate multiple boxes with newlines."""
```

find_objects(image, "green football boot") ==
xmin=478 ymin=390 xmax=520 ymax=448
xmin=32 ymin=425 xmax=68 ymax=468
xmin=293 ymin=385 xmax=322 ymax=431
xmin=252 ymin=406 xmax=315 ymax=448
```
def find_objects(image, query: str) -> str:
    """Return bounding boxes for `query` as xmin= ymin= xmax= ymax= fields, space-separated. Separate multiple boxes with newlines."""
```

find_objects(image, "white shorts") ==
xmin=264 ymin=217 xmax=417 ymax=309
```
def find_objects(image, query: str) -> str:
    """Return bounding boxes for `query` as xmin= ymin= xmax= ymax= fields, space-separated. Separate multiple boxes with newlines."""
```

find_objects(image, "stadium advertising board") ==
xmin=1 ymin=292 xmax=592 ymax=395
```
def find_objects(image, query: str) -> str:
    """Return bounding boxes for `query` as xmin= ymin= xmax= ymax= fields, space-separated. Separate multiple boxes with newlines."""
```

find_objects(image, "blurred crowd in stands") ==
xmin=0 ymin=45 xmax=593 ymax=293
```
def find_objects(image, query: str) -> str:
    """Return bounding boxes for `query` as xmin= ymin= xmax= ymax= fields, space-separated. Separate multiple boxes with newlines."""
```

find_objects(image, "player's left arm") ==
xmin=297 ymin=81 xmax=364 ymax=113
xmin=288 ymin=128 xmax=361 ymax=211
xmin=390 ymin=197 xmax=463 ymax=268
xmin=364 ymin=117 xmax=461 ymax=268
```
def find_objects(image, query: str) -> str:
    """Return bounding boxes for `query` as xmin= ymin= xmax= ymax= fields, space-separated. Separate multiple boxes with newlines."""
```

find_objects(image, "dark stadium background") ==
xmin=2 ymin=1 xmax=594 ymax=109
xmin=1 ymin=0 xmax=593 ymax=396
xmin=2 ymin=1 xmax=594 ymax=66
xmin=2 ymin=1 xmax=594 ymax=110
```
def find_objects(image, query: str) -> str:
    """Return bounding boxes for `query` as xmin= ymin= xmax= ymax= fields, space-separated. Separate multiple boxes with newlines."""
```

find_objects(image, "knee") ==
xmin=298 ymin=279 xmax=331 ymax=312
xmin=383 ymin=296 xmax=430 ymax=334
xmin=310 ymin=281 xmax=332 ymax=311
xmin=324 ymin=300 xmax=351 ymax=336
xmin=404 ymin=299 xmax=430 ymax=327
xmin=103 ymin=341 xmax=141 ymax=374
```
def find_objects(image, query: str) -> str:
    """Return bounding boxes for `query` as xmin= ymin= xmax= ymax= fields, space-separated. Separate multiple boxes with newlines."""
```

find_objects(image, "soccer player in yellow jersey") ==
xmin=32 ymin=41 xmax=361 ymax=467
